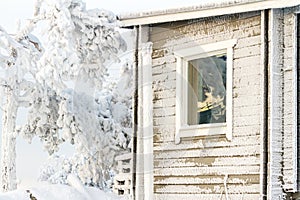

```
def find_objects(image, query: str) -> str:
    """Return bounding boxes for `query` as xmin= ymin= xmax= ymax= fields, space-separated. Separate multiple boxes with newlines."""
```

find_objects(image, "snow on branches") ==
xmin=38 ymin=64 xmax=133 ymax=189
xmin=0 ymin=24 xmax=42 ymax=191
xmin=0 ymin=0 xmax=131 ymax=192
xmin=34 ymin=0 xmax=126 ymax=90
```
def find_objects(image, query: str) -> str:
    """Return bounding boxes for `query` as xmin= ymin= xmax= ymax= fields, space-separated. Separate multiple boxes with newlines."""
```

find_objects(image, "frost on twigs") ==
xmin=0 ymin=23 xmax=42 ymax=191
xmin=34 ymin=0 xmax=126 ymax=91
xmin=17 ymin=86 xmax=61 ymax=155
xmin=0 ymin=0 xmax=131 ymax=192
xmin=38 ymin=64 xmax=133 ymax=189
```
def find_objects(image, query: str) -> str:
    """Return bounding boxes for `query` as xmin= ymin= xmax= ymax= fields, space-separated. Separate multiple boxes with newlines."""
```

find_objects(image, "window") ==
xmin=187 ymin=54 xmax=227 ymax=125
xmin=175 ymin=39 xmax=236 ymax=144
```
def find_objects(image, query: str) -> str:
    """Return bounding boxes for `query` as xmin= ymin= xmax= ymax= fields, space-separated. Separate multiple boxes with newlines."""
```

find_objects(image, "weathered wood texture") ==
xmin=150 ymin=12 xmax=262 ymax=199
xmin=282 ymin=8 xmax=298 ymax=192
xmin=268 ymin=9 xmax=285 ymax=199
xmin=298 ymin=12 xmax=300 ymax=191
xmin=113 ymin=153 xmax=133 ymax=196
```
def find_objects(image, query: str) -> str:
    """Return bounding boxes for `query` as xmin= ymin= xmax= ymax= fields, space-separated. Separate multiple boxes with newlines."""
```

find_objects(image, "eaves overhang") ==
xmin=119 ymin=0 xmax=300 ymax=27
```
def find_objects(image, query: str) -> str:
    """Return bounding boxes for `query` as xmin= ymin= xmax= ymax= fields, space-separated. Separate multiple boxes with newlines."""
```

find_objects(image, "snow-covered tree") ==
xmin=0 ymin=0 xmax=131 ymax=192
xmin=0 ymin=24 xmax=42 ymax=191
xmin=38 ymin=64 xmax=133 ymax=189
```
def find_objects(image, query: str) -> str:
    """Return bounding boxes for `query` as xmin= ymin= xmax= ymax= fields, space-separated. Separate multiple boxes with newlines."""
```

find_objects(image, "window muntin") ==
xmin=187 ymin=54 xmax=227 ymax=125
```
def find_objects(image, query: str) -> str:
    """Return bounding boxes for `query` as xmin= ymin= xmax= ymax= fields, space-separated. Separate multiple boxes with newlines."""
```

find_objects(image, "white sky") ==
xmin=0 ymin=0 xmax=217 ymax=33
xmin=0 ymin=0 xmax=215 ymax=188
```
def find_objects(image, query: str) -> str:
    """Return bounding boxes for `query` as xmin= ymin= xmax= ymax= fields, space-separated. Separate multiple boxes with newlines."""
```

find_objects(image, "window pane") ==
xmin=187 ymin=54 xmax=227 ymax=125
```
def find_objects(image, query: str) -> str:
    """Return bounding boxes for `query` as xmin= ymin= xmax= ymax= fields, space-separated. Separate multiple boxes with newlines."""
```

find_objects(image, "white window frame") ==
xmin=174 ymin=39 xmax=237 ymax=144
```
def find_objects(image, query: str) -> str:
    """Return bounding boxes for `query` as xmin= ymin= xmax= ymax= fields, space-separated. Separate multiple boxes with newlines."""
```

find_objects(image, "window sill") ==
xmin=175 ymin=123 xmax=229 ymax=144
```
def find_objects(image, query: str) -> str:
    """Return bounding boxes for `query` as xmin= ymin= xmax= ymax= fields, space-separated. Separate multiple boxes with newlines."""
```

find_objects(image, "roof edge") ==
xmin=119 ymin=0 xmax=300 ymax=27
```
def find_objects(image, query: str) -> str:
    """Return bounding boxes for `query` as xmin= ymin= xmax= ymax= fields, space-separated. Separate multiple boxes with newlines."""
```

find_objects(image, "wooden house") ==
xmin=117 ymin=0 xmax=300 ymax=199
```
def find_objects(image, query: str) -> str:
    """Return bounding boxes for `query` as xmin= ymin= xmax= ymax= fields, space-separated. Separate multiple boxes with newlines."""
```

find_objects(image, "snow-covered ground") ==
xmin=0 ymin=175 xmax=129 ymax=200
xmin=0 ymin=185 xmax=125 ymax=200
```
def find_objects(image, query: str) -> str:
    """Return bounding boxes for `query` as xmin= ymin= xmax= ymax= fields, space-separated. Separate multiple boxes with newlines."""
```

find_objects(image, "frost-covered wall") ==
xmin=268 ymin=8 xmax=284 ymax=199
xmin=150 ymin=12 xmax=262 ymax=199
xmin=282 ymin=6 xmax=300 ymax=192
xmin=298 ymin=12 xmax=300 ymax=191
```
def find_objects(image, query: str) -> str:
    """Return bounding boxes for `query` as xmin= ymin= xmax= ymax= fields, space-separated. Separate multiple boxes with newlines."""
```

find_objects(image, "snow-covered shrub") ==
xmin=38 ymin=155 xmax=69 ymax=185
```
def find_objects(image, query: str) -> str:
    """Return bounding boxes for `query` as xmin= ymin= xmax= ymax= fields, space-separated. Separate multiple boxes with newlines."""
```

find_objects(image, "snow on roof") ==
xmin=119 ymin=0 xmax=300 ymax=26
xmin=120 ymin=0 xmax=260 ymax=20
